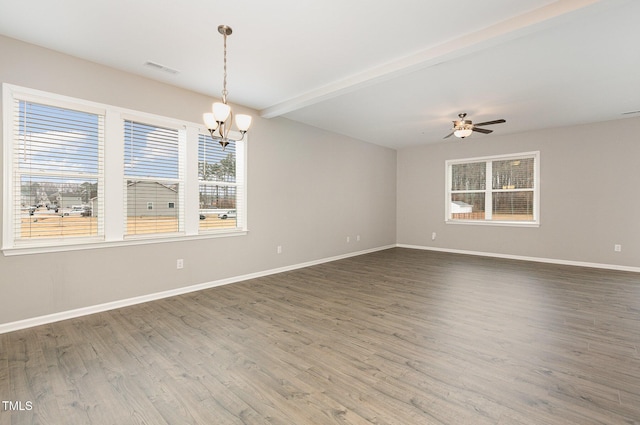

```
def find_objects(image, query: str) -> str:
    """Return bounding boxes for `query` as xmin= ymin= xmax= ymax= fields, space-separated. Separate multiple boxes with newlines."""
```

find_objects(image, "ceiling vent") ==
xmin=144 ymin=61 xmax=179 ymax=75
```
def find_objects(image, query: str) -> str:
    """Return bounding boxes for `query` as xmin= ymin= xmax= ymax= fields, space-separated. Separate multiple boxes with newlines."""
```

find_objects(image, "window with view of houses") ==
xmin=2 ymin=84 xmax=247 ymax=253
xmin=124 ymin=120 xmax=183 ymax=236
xmin=445 ymin=152 xmax=539 ymax=226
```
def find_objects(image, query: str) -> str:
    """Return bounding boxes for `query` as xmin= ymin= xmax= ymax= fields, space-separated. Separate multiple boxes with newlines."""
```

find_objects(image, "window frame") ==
xmin=197 ymin=135 xmax=247 ymax=233
xmin=3 ymin=87 xmax=107 ymax=248
xmin=2 ymin=84 xmax=248 ymax=255
xmin=445 ymin=151 xmax=540 ymax=227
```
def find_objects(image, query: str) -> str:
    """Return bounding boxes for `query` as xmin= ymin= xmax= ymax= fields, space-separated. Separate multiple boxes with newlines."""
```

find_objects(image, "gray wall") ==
xmin=0 ymin=36 xmax=397 ymax=325
xmin=397 ymin=116 xmax=640 ymax=269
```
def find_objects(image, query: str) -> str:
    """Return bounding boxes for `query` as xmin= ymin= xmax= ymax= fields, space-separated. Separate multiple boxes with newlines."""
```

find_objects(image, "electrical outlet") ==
xmin=176 ymin=259 xmax=184 ymax=269
xmin=432 ymin=232 xmax=437 ymax=241
xmin=346 ymin=236 xmax=350 ymax=243
xmin=614 ymin=244 xmax=622 ymax=252
xmin=356 ymin=235 xmax=361 ymax=242
xmin=277 ymin=245 xmax=282 ymax=254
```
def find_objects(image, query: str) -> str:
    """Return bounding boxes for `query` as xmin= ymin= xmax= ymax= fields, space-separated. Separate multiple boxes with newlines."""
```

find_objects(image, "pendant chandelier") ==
xmin=203 ymin=25 xmax=252 ymax=149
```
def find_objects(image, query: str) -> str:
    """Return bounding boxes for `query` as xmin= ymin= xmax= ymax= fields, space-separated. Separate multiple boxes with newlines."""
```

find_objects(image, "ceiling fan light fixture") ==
xmin=454 ymin=128 xmax=473 ymax=138
xmin=444 ymin=112 xmax=506 ymax=140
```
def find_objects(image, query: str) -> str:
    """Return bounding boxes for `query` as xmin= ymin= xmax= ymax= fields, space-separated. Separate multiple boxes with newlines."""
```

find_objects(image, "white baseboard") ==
xmin=0 ymin=245 xmax=396 ymax=334
xmin=397 ymin=244 xmax=640 ymax=273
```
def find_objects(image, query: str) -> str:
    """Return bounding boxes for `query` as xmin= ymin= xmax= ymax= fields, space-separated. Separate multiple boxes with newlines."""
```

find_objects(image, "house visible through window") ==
xmin=124 ymin=120 xmax=183 ymax=236
xmin=446 ymin=152 xmax=539 ymax=225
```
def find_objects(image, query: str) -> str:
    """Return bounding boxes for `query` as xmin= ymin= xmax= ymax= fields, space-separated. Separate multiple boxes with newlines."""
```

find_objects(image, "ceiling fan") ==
xmin=443 ymin=113 xmax=506 ymax=139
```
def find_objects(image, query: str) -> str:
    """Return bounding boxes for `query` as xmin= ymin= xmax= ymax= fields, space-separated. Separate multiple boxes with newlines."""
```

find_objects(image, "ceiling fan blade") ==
xmin=443 ymin=132 xmax=455 ymax=139
xmin=472 ymin=127 xmax=493 ymax=134
xmin=474 ymin=119 xmax=506 ymax=127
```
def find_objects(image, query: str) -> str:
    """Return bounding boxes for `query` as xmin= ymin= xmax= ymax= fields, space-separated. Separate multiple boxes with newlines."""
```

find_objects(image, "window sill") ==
xmin=2 ymin=229 xmax=248 ymax=256
xmin=445 ymin=220 xmax=539 ymax=228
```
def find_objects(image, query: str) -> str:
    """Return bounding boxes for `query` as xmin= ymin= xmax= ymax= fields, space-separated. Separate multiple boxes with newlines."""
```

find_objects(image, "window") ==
xmin=124 ymin=120 xmax=183 ymax=236
xmin=3 ymin=84 xmax=248 ymax=254
xmin=198 ymin=135 xmax=245 ymax=231
xmin=5 ymin=96 xmax=104 ymax=245
xmin=446 ymin=152 xmax=539 ymax=226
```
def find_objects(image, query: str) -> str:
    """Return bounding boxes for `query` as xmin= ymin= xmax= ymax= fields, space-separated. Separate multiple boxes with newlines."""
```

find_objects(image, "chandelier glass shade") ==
xmin=203 ymin=25 xmax=252 ymax=149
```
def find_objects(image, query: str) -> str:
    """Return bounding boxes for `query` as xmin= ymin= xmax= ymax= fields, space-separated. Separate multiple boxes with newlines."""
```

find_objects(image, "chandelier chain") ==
xmin=222 ymin=31 xmax=228 ymax=103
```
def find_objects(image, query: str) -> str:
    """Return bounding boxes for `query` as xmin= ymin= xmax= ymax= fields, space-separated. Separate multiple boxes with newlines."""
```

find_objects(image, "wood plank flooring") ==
xmin=1 ymin=248 xmax=640 ymax=424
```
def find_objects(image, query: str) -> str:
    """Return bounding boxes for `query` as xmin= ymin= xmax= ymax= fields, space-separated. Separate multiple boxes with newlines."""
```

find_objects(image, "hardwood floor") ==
xmin=1 ymin=248 xmax=640 ymax=424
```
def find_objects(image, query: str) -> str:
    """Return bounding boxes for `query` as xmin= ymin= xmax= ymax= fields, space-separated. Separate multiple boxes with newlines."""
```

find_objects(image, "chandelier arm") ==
xmin=224 ymin=110 xmax=233 ymax=139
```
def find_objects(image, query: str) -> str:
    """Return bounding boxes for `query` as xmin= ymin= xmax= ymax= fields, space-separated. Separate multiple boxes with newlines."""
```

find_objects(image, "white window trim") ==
xmin=2 ymin=84 xmax=248 ymax=256
xmin=445 ymin=151 xmax=540 ymax=227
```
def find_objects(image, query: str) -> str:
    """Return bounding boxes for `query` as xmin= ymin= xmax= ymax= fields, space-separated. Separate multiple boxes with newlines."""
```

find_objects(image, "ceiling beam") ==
xmin=259 ymin=0 xmax=603 ymax=119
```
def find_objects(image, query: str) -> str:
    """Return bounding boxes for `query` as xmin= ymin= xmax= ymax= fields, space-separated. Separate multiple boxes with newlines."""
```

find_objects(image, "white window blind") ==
xmin=10 ymin=99 xmax=104 ymax=242
xmin=198 ymin=135 xmax=244 ymax=231
xmin=446 ymin=152 xmax=539 ymax=225
xmin=124 ymin=120 xmax=183 ymax=236
xmin=491 ymin=157 xmax=536 ymax=220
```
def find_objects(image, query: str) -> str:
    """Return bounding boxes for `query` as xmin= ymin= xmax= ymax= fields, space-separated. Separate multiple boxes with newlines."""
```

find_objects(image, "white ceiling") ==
xmin=1 ymin=0 xmax=638 ymax=149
